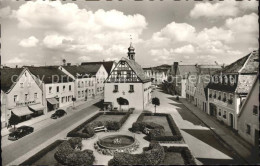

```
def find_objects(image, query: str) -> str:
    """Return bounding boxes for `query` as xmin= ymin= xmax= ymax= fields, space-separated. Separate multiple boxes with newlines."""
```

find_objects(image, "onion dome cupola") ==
xmin=127 ymin=42 xmax=135 ymax=61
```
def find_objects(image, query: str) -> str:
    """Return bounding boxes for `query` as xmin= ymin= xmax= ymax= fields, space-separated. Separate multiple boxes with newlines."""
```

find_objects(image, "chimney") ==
xmin=16 ymin=65 xmax=18 ymax=68
xmin=173 ymin=62 xmax=179 ymax=75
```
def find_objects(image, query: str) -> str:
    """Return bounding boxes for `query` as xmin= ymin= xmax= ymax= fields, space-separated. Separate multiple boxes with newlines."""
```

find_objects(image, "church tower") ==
xmin=127 ymin=42 xmax=135 ymax=61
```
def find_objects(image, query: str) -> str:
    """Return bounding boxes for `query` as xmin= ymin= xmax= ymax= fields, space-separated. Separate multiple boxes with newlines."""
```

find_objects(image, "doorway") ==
xmin=229 ymin=113 xmax=234 ymax=128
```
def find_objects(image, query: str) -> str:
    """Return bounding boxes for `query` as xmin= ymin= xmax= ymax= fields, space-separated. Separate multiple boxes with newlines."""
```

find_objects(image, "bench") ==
xmin=94 ymin=126 xmax=107 ymax=133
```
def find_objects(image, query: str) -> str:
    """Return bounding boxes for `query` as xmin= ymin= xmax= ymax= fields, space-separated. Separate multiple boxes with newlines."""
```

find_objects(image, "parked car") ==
xmin=51 ymin=109 xmax=67 ymax=119
xmin=8 ymin=126 xmax=34 ymax=141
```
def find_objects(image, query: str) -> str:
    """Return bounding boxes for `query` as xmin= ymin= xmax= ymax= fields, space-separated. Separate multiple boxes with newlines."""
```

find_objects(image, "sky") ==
xmin=0 ymin=0 xmax=258 ymax=68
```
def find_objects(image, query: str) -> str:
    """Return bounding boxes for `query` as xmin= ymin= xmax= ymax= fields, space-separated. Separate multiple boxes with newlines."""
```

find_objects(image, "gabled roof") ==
xmin=121 ymin=57 xmax=150 ymax=83
xmin=27 ymin=66 xmax=74 ymax=84
xmin=62 ymin=65 xmax=101 ymax=78
xmin=81 ymin=61 xmax=114 ymax=74
xmin=217 ymin=50 xmax=258 ymax=74
xmin=1 ymin=68 xmax=24 ymax=93
xmin=236 ymin=75 xmax=257 ymax=94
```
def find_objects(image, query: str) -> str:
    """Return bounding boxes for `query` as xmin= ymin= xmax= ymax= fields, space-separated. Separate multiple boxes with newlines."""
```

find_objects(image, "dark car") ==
xmin=51 ymin=109 xmax=67 ymax=119
xmin=8 ymin=126 xmax=34 ymax=141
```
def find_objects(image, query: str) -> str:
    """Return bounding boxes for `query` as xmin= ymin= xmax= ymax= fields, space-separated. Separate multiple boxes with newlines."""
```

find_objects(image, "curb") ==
xmin=180 ymin=99 xmax=249 ymax=164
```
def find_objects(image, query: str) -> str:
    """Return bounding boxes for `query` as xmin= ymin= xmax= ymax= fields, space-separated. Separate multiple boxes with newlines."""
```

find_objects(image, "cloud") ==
xmin=78 ymin=56 xmax=91 ymax=61
xmin=6 ymin=57 xmax=23 ymax=64
xmin=12 ymin=0 xmax=147 ymax=61
xmin=190 ymin=1 xmax=257 ymax=19
xmin=174 ymin=44 xmax=195 ymax=54
xmin=0 ymin=6 xmax=11 ymax=18
xmin=19 ymin=36 xmax=39 ymax=47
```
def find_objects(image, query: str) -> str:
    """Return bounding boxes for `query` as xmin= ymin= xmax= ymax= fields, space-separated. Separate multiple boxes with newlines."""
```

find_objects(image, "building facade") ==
xmin=238 ymin=76 xmax=259 ymax=146
xmin=104 ymin=43 xmax=152 ymax=111
xmin=1 ymin=68 xmax=44 ymax=127
xmin=143 ymin=64 xmax=171 ymax=85
xmin=27 ymin=66 xmax=74 ymax=112
xmin=207 ymin=51 xmax=258 ymax=130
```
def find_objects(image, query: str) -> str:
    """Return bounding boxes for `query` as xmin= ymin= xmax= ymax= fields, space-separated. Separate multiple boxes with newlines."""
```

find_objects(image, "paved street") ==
xmin=2 ymin=103 xmax=99 ymax=166
xmin=147 ymin=88 xmax=246 ymax=165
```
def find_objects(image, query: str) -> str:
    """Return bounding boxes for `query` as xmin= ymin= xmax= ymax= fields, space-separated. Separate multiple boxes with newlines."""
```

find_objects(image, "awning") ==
xmin=29 ymin=104 xmax=45 ymax=111
xmin=12 ymin=107 xmax=33 ymax=117
xmin=47 ymin=98 xmax=59 ymax=105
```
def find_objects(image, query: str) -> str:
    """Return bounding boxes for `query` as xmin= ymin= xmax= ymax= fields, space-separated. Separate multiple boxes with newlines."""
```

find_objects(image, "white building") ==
xmin=207 ymin=51 xmax=258 ymax=130
xmin=238 ymin=75 xmax=259 ymax=146
xmin=27 ymin=66 xmax=75 ymax=112
xmin=1 ymin=68 xmax=44 ymax=127
xmin=104 ymin=43 xmax=152 ymax=111
xmin=59 ymin=64 xmax=107 ymax=101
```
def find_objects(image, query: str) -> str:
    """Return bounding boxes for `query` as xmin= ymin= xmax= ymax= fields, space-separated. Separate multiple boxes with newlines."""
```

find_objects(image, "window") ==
xmin=14 ymin=95 xmax=18 ymax=102
xmin=230 ymin=75 xmax=235 ymax=85
xmin=34 ymin=93 xmax=37 ymax=99
xmin=63 ymin=85 xmax=65 ymax=91
xmin=223 ymin=111 xmax=227 ymax=119
xmin=78 ymin=82 xmax=80 ymax=88
xmin=253 ymin=105 xmax=258 ymax=115
xmin=97 ymin=79 xmax=99 ymax=83
xmin=49 ymin=87 xmax=52 ymax=93
xmin=57 ymin=86 xmax=59 ymax=93
xmin=89 ymin=81 xmax=91 ymax=86
xmin=246 ymin=124 xmax=251 ymax=135
xmin=81 ymin=81 xmax=84 ymax=87
xmin=97 ymin=88 xmax=99 ymax=92
xmin=69 ymin=85 xmax=71 ymax=91
xmin=218 ymin=109 xmax=222 ymax=116
xmin=78 ymin=91 xmax=81 ymax=98
xmin=213 ymin=91 xmax=216 ymax=98
xmin=228 ymin=94 xmax=233 ymax=104
xmin=82 ymin=91 xmax=84 ymax=97
xmin=85 ymin=81 xmax=88 ymax=87
xmin=20 ymin=83 xmax=24 ymax=88
xmin=113 ymin=85 xmax=118 ymax=92
xmin=129 ymin=85 xmax=134 ymax=93
xmin=25 ymin=94 xmax=28 ymax=101
xmin=62 ymin=97 xmax=64 ymax=103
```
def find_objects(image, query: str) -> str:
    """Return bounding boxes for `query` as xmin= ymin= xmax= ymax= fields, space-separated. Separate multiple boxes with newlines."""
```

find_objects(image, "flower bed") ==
xmin=20 ymin=140 xmax=64 ymax=165
xmin=161 ymin=146 xmax=197 ymax=165
xmin=67 ymin=112 xmax=131 ymax=139
xmin=130 ymin=113 xmax=184 ymax=142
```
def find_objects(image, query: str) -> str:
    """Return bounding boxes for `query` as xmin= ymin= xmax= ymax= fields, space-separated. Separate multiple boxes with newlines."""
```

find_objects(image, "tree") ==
xmin=72 ymin=97 xmax=76 ymax=109
xmin=8 ymin=114 xmax=20 ymax=130
xmin=117 ymin=97 xmax=129 ymax=111
xmin=152 ymin=97 xmax=160 ymax=114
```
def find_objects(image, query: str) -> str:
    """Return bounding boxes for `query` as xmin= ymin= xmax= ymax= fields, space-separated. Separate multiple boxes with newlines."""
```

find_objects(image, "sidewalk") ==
xmin=180 ymin=98 xmax=258 ymax=164
xmin=1 ymin=96 xmax=103 ymax=137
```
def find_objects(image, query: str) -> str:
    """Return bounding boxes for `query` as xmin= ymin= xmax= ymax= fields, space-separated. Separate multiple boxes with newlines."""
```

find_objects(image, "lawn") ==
xmin=143 ymin=116 xmax=173 ymax=136
xmin=93 ymin=114 xmax=124 ymax=122
xmin=160 ymin=152 xmax=185 ymax=165
xmin=20 ymin=140 xmax=63 ymax=165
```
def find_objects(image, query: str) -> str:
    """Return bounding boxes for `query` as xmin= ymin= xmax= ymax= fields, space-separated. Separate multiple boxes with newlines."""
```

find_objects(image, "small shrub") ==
xmin=68 ymin=137 xmax=82 ymax=150
xmin=105 ymin=121 xmax=121 ymax=130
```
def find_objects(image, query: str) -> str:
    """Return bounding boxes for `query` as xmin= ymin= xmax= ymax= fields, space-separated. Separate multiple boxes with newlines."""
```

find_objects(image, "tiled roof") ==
xmin=1 ymin=68 xmax=24 ymax=93
xmin=81 ymin=61 xmax=115 ymax=74
xmin=217 ymin=50 xmax=258 ymax=74
xmin=62 ymin=65 xmax=101 ymax=77
xmin=27 ymin=66 xmax=74 ymax=84
xmin=198 ymin=65 xmax=222 ymax=75
xmin=121 ymin=57 xmax=150 ymax=82
xmin=236 ymin=75 xmax=257 ymax=94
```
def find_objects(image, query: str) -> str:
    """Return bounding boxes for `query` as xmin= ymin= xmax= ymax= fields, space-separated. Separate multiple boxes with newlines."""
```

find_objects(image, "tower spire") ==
xmin=127 ymin=35 xmax=135 ymax=61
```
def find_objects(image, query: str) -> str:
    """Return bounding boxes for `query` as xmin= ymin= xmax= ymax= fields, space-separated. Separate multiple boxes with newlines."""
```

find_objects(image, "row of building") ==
xmin=1 ymin=62 xmax=116 ymax=128
xmin=163 ymin=50 xmax=259 ymax=146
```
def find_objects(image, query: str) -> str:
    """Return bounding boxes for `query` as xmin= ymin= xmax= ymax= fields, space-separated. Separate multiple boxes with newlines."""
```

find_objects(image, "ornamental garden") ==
xmin=20 ymin=109 xmax=197 ymax=165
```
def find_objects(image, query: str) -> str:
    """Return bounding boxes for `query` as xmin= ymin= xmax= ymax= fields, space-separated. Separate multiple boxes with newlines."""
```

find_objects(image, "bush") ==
xmin=82 ymin=125 xmax=95 ymax=138
xmin=149 ymin=128 xmax=165 ymax=139
xmin=108 ymin=142 xmax=165 ymax=165
xmin=68 ymin=137 xmax=82 ymax=150
xmin=105 ymin=121 xmax=121 ymax=130
xmin=55 ymin=139 xmax=95 ymax=166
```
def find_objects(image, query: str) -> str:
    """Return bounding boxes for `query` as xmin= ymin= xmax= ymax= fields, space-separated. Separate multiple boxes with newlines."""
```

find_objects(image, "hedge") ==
xmin=67 ymin=112 xmax=131 ymax=139
xmin=19 ymin=140 xmax=64 ymax=165
xmin=108 ymin=142 xmax=165 ymax=165
xmin=130 ymin=113 xmax=184 ymax=142
xmin=54 ymin=137 xmax=95 ymax=166
xmin=163 ymin=146 xmax=197 ymax=165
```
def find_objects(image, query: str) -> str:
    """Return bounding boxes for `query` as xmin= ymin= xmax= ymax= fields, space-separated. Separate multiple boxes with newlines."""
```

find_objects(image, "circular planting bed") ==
xmin=94 ymin=134 xmax=139 ymax=156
